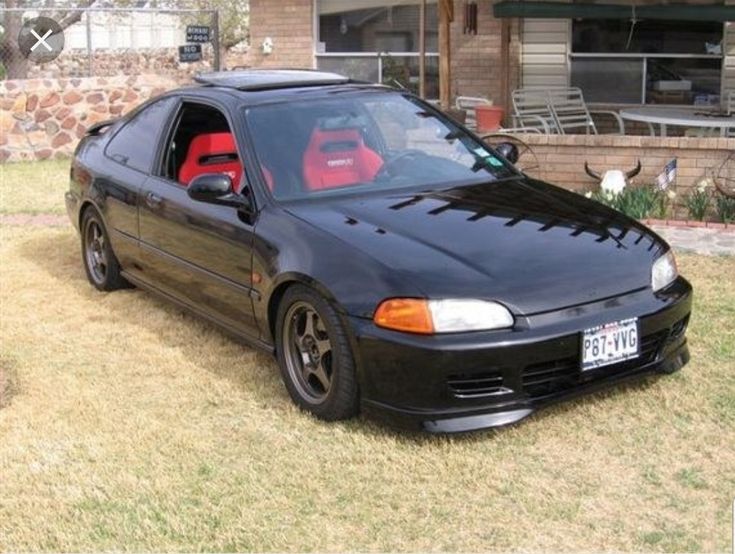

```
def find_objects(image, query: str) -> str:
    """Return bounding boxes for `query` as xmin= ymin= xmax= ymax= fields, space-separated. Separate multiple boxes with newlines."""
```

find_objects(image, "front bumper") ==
xmin=350 ymin=277 xmax=692 ymax=433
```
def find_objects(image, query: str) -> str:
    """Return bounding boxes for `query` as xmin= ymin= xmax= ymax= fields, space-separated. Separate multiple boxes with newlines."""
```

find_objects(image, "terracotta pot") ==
xmin=475 ymin=105 xmax=505 ymax=133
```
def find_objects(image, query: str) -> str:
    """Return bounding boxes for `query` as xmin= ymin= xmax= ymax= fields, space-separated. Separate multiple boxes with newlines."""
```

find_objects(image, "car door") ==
xmin=137 ymin=98 xmax=261 ymax=340
xmin=99 ymin=96 xmax=178 ymax=271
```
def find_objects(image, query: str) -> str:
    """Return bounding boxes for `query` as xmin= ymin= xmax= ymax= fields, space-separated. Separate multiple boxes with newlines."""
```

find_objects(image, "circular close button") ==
xmin=18 ymin=16 xmax=65 ymax=64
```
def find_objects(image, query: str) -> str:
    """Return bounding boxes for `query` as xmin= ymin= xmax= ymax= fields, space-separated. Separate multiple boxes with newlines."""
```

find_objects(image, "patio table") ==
xmin=619 ymin=107 xmax=735 ymax=137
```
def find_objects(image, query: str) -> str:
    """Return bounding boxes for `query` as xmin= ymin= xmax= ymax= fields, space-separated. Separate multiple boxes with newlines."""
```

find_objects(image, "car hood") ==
xmin=284 ymin=178 xmax=668 ymax=316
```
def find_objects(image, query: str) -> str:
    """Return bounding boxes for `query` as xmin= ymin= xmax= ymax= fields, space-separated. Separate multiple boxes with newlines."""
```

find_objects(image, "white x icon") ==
xmin=30 ymin=28 xmax=53 ymax=52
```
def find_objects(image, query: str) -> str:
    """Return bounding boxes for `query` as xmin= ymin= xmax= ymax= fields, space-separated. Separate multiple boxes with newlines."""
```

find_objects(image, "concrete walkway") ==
xmin=1 ymin=214 xmax=733 ymax=256
xmin=650 ymin=225 xmax=735 ymax=256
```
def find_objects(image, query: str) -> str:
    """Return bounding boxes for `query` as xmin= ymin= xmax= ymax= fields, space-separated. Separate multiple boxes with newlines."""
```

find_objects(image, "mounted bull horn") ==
xmin=584 ymin=162 xmax=601 ymax=181
xmin=626 ymin=159 xmax=642 ymax=179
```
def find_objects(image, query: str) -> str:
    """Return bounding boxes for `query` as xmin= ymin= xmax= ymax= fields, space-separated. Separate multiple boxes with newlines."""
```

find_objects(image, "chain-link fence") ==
xmin=1 ymin=6 xmax=222 ymax=81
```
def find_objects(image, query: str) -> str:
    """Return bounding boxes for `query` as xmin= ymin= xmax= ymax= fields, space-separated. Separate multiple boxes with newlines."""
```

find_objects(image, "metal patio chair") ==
xmin=455 ymin=95 xmax=492 ymax=130
xmin=547 ymin=87 xmax=626 ymax=135
xmin=511 ymin=88 xmax=557 ymax=134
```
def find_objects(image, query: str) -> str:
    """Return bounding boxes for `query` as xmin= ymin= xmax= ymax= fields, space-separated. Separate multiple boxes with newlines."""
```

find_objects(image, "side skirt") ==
xmin=121 ymin=270 xmax=275 ymax=356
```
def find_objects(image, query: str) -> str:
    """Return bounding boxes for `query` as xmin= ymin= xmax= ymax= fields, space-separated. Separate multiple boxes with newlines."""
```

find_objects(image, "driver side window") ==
xmin=160 ymin=102 xmax=243 ymax=191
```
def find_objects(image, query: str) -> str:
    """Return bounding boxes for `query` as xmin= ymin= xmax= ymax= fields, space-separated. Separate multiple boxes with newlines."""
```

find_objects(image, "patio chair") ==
xmin=547 ymin=87 xmax=626 ymax=135
xmin=511 ymin=88 xmax=557 ymax=134
xmin=455 ymin=95 xmax=492 ymax=130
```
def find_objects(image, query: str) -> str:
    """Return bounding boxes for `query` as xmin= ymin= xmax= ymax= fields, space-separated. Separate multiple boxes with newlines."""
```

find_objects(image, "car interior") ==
xmin=163 ymin=101 xmax=389 ymax=198
xmin=164 ymin=103 xmax=261 ymax=192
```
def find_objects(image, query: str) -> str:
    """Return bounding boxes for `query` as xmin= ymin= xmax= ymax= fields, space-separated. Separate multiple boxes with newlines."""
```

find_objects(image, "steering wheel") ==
xmin=374 ymin=150 xmax=426 ymax=181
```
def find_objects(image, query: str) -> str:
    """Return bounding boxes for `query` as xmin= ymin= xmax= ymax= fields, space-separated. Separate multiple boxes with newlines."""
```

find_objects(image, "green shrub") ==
xmin=588 ymin=186 xmax=668 ymax=220
xmin=714 ymin=195 xmax=735 ymax=224
xmin=684 ymin=189 xmax=710 ymax=221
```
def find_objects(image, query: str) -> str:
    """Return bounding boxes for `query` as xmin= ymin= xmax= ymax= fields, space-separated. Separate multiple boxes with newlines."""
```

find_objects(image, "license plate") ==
xmin=581 ymin=318 xmax=639 ymax=371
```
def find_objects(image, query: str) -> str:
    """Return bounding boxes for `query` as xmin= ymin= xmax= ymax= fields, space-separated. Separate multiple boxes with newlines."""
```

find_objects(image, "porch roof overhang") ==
xmin=493 ymin=1 xmax=735 ymax=22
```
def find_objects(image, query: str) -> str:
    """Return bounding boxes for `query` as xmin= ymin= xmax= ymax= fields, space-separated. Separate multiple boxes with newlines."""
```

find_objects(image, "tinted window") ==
xmin=245 ymin=92 xmax=517 ymax=201
xmin=106 ymin=97 xmax=176 ymax=172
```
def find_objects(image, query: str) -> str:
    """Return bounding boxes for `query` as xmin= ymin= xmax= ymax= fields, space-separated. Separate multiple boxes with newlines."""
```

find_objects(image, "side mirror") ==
xmin=495 ymin=142 xmax=519 ymax=165
xmin=187 ymin=173 xmax=246 ymax=208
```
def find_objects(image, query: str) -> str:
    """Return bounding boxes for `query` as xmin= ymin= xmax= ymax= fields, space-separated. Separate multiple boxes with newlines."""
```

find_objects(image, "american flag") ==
xmin=656 ymin=159 xmax=677 ymax=190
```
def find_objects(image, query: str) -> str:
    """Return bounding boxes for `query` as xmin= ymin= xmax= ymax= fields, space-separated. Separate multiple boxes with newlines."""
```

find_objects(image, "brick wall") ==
xmin=450 ymin=2 xmax=521 ymax=111
xmin=511 ymin=133 xmax=735 ymax=217
xmin=0 ymin=75 xmax=181 ymax=162
xmin=243 ymin=0 xmax=520 ymax=109
xmin=243 ymin=0 xmax=314 ymax=69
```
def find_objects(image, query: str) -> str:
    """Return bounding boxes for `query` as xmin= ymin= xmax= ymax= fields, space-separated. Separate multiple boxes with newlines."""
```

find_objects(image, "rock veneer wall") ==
xmin=22 ymin=47 xmax=238 ymax=79
xmin=0 ymin=75 xmax=182 ymax=162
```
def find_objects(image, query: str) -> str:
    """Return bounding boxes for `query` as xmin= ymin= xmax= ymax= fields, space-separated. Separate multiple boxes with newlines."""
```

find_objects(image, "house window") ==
xmin=315 ymin=0 xmax=439 ymax=98
xmin=570 ymin=18 xmax=724 ymax=105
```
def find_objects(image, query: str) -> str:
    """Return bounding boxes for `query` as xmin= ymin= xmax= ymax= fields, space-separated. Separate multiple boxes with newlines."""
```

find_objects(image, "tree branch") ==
xmin=50 ymin=0 xmax=98 ymax=31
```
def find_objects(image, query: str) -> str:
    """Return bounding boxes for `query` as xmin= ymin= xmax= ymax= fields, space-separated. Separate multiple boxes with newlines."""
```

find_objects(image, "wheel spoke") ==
xmin=314 ymin=336 xmax=331 ymax=356
xmin=303 ymin=311 xmax=316 ymax=338
xmin=312 ymin=362 xmax=331 ymax=392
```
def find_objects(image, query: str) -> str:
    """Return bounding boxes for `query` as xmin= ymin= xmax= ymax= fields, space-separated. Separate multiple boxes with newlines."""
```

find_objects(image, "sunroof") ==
xmin=194 ymin=69 xmax=351 ymax=91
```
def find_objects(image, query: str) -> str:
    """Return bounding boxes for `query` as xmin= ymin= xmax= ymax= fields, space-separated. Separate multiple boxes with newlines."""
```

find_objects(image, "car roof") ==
xmin=171 ymin=70 xmax=394 ymax=108
xmin=194 ymin=69 xmax=352 ymax=91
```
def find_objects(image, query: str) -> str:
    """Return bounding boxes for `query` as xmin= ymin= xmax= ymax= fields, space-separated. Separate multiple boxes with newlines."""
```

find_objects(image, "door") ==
xmin=100 ymin=96 xmax=177 ymax=270
xmin=137 ymin=100 xmax=260 ymax=339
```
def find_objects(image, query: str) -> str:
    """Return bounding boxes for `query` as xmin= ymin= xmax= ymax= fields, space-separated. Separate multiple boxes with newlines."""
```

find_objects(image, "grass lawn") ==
xmin=0 ymin=225 xmax=732 ymax=551
xmin=0 ymin=159 xmax=69 ymax=215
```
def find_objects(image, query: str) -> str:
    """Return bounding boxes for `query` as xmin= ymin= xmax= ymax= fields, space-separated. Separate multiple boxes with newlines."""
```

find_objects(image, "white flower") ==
xmin=667 ymin=190 xmax=677 ymax=200
xmin=584 ymin=191 xmax=592 ymax=198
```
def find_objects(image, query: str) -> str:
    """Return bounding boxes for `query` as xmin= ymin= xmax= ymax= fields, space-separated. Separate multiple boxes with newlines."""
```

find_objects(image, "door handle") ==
xmin=145 ymin=192 xmax=162 ymax=209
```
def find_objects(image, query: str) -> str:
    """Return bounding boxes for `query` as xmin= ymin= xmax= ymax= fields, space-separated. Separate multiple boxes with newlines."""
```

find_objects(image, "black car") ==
xmin=66 ymin=69 xmax=692 ymax=433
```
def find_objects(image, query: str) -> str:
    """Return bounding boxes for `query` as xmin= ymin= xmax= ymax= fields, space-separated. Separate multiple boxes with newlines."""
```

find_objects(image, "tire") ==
xmin=275 ymin=285 xmax=359 ymax=421
xmin=80 ymin=207 xmax=130 ymax=292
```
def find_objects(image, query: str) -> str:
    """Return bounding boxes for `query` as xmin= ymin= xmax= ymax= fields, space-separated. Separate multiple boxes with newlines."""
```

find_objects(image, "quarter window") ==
xmin=106 ymin=97 xmax=176 ymax=172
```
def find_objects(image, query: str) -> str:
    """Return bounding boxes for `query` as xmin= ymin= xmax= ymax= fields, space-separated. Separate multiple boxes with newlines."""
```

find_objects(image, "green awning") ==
xmin=493 ymin=1 xmax=735 ymax=22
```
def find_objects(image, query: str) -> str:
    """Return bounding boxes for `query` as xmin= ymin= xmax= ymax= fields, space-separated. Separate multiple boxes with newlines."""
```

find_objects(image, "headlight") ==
xmin=652 ymin=250 xmax=678 ymax=292
xmin=374 ymin=298 xmax=514 ymax=334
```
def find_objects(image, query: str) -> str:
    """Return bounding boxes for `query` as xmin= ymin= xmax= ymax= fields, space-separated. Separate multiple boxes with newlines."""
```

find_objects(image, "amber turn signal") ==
xmin=373 ymin=298 xmax=434 ymax=334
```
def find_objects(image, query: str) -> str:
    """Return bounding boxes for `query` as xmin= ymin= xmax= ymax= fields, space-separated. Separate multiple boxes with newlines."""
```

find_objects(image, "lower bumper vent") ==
xmin=447 ymin=371 xmax=510 ymax=398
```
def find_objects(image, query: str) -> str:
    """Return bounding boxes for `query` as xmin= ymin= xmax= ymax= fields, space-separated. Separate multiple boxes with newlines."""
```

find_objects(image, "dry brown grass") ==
xmin=0 ymin=225 xmax=733 ymax=552
xmin=0 ymin=160 xmax=69 ymax=215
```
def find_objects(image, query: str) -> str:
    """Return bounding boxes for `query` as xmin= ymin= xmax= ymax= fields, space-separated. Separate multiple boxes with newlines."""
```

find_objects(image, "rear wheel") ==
xmin=81 ymin=208 xmax=129 ymax=291
xmin=276 ymin=285 xmax=359 ymax=421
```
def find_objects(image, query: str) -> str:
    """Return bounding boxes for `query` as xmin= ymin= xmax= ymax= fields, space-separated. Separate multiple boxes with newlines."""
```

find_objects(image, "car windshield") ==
xmin=244 ymin=91 xmax=517 ymax=201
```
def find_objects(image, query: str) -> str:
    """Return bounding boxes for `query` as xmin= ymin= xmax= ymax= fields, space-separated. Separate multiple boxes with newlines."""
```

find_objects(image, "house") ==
xmin=238 ymin=1 xmax=735 ymax=216
xmin=243 ymin=0 xmax=734 ymax=113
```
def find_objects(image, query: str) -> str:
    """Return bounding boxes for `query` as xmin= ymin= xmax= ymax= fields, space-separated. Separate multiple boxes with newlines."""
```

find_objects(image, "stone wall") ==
xmin=23 ymin=47 xmax=219 ymax=79
xmin=0 ymin=75 xmax=182 ymax=162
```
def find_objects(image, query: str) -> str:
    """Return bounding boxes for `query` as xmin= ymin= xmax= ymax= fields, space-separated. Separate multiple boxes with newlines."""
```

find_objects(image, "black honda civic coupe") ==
xmin=66 ymin=70 xmax=692 ymax=433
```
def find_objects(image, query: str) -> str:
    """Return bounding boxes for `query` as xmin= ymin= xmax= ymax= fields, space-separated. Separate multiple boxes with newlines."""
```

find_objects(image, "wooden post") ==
xmin=419 ymin=0 xmax=426 ymax=99
xmin=439 ymin=0 xmax=453 ymax=109
xmin=499 ymin=18 xmax=511 ymax=118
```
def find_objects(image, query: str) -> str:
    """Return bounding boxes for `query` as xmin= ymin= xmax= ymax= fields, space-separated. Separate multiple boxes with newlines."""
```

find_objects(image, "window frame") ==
xmin=313 ymin=1 xmax=440 ymax=91
xmin=155 ymin=96 xmax=249 ymax=193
